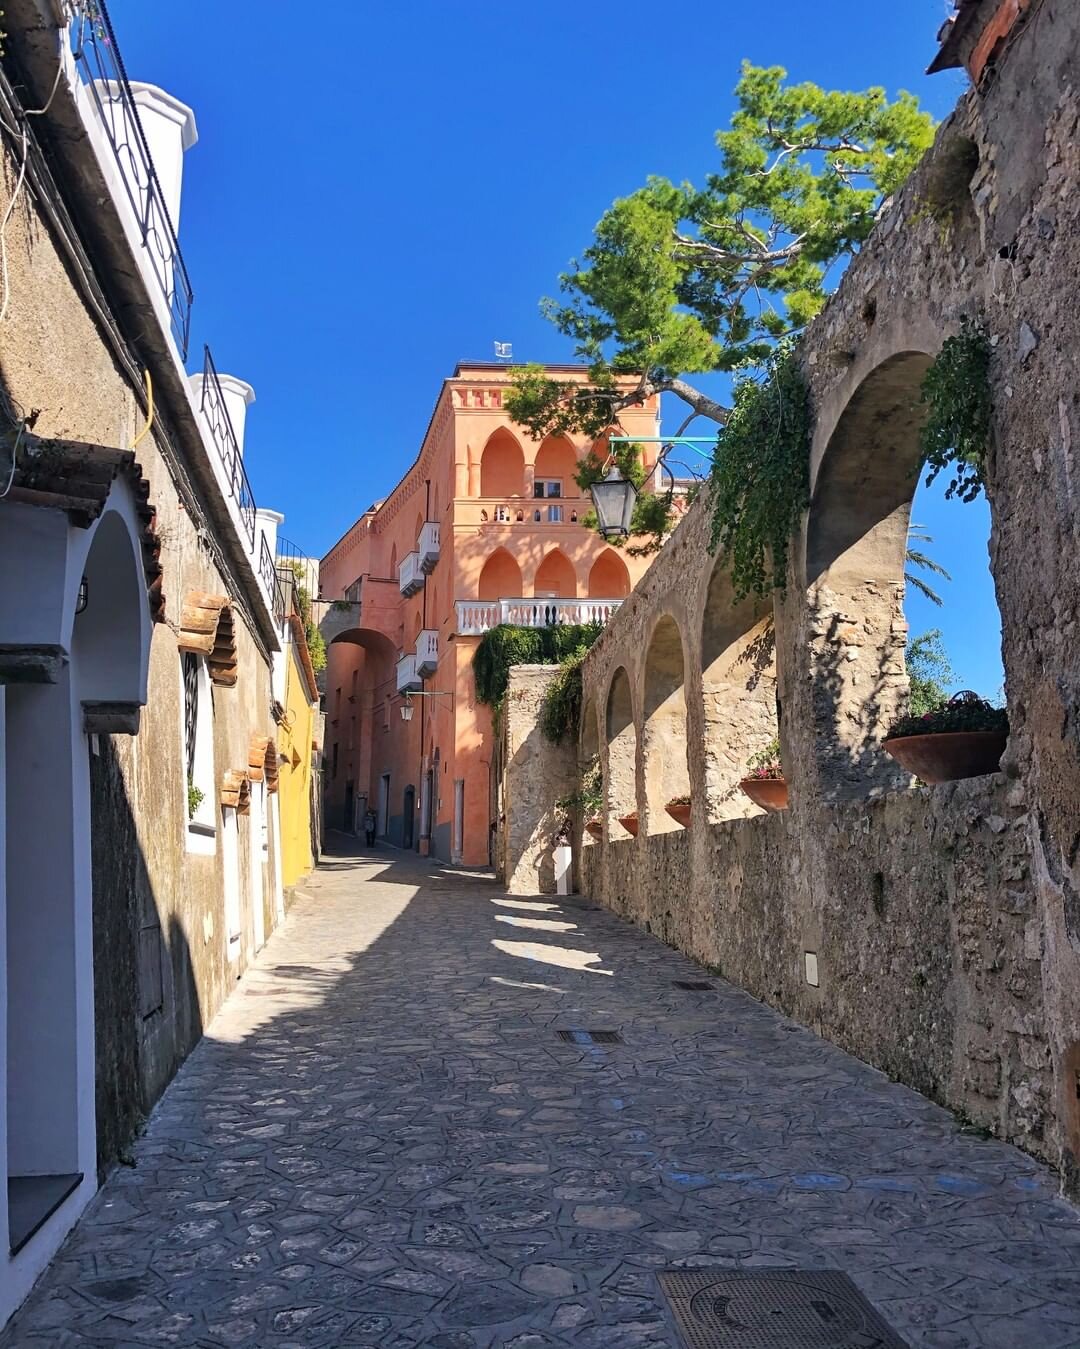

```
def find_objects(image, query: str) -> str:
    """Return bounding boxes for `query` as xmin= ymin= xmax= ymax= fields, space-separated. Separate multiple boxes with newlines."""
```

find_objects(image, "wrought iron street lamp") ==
xmin=590 ymin=463 xmax=637 ymax=540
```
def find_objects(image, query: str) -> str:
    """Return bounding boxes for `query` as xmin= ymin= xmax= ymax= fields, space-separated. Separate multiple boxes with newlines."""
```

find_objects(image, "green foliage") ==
xmin=557 ymin=756 xmax=603 ymax=817
xmin=290 ymin=563 xmax=327 ymax=675
xmin=905 ymin=525 xmax=951 ymax=608
xmin=472 ymin=623 xmax=602 ymax=709
xmin=906 ymin=628 xmax=955 ymax=715
xmin=187 ymin=781 xmax=205 ymax=819
xmin=539 ymin=647 xmax=592 ymax=745
xmin=887 ymin=690 xmax=1007 ymax=740
xmin=707 ymin=346 xmax=811 ymax=598
xmin=919 ymin=317 xmax=992 ymax=502
xmin=745 ymin=737 xmax=783 ymax=780
xmin=507 ymin=63 xmax=935 ymax=437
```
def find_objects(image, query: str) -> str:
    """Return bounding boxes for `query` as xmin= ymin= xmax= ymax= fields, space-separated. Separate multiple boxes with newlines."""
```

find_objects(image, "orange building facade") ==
xmin=317 ymin=363 xmax=660 ymax=865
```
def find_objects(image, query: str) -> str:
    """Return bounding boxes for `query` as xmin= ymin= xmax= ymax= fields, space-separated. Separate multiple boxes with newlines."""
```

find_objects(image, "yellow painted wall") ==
xmin=278 ymin=643 xmax=316 ymax=888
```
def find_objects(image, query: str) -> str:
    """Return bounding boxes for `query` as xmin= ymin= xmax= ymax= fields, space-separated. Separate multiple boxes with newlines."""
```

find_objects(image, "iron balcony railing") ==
xmin=260 ymin=534 xmax=285 ymax=625
xmin=200 ymin=346 xmax=256 ymax=550
xmin=68 ymin=1 xmax=194 ymax=357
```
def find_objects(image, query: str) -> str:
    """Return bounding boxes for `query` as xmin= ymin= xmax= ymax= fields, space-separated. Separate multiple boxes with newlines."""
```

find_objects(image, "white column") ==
xmin=127 ymin=83 xmax=198 ymax=232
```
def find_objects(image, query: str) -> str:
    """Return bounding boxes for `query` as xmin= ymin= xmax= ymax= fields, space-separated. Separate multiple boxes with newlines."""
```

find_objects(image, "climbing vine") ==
xmin=708 ymin=344 xmax=811 ymax=600
xmin=919 ymin=316 xmax=992 ymax=502
xmin=472 ymin=622 xmax=601 ymax=709
xmin=538 ymin=646 xmax=590 ymax=745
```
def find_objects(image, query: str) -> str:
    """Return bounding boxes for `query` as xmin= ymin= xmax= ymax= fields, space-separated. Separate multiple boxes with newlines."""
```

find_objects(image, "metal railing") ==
xmin=455 ymin=597 xmax=625 ymax=636
xmin=260 ymin=534 xmax=285 ymax=625
xmin=68 ymin=1 xmax=194 ymax=357
xmin=199 ymin=346 xmax=256 ymax=549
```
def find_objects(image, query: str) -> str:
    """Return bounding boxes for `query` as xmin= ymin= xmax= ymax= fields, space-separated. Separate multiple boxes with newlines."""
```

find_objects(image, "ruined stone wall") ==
xmin=498 ymin=667 xmax=578 ymax=895
xmin=1 ymin=105 xmax=278 ymax=1163
xmin=569 ymin=6 xmax=1080 ymax=1191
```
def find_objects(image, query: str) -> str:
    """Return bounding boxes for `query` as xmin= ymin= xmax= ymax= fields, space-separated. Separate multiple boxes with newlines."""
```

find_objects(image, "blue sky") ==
xmin=106 ymin=0 xmax=1001 ymax=696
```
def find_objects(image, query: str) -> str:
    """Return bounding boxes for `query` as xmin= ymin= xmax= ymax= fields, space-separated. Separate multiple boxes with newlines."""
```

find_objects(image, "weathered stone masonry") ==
xmin=568 ymin=2 xmax=1080 ymax=1193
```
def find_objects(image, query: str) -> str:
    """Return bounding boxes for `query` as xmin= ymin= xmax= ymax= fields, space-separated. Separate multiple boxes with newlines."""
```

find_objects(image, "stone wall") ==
xmin=563 ymin=6 xmax=1080 ymax=1192
xmin=582 ymin=777 xmax=1051 ymax=1162
xmin=497 ymin=667 xmax=577 ymax=895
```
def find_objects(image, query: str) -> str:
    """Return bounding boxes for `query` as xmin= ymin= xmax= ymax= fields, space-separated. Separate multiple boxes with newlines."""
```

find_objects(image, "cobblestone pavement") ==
xmin=7 ymin=840 xmax=1080 ymax=1348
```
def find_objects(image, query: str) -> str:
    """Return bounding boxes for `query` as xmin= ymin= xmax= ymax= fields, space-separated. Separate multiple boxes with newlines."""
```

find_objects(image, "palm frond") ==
xmin=905 ymin=570 xmax=944 ymax=606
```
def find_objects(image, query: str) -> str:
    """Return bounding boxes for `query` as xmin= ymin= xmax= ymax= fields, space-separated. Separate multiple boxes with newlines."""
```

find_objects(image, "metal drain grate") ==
xmin=657 ymin=1270 xmax=909 ymax=1349
xmin=674 ymin=980 xmax=715 ymax=991
xmin=556 ymin=1028 xmax=623 ymax=1045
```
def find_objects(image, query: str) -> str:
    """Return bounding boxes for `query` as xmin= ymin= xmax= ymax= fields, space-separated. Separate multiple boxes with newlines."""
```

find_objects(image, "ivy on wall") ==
xmin=919 ymin=316 xmax=992 ymax=502
xmin=707 ymin=344 xmax=812 ymax=599
xmin=473 ymin=622 xmax=602 ymax=709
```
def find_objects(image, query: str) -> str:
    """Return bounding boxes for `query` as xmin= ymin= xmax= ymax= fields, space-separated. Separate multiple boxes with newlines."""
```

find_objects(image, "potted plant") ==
xmin=739 ymin=738 xmax=788 ymax=811
xmin=665 ymin=794 xmax=692 ymax=828
xmin=883 ymin=691 xmax=1008 ymax=784
xmin=617 ymin=812 xmax=639 ymax=837
xmin=557 ymin=758 xmax=604 ymax=840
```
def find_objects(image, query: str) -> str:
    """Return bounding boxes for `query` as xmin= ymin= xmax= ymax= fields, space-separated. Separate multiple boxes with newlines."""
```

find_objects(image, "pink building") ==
xmin=318 ymin=362 xmax=660 ymax=865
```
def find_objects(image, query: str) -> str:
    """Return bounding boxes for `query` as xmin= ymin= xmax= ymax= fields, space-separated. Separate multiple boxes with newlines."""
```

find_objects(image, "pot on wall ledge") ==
xmin=665 ymin=800 xmax=692 ymax=828
xmin=883 ymin=730 xmax=1007 ymax=784
xmin=584 ymin=818 xmax=603 ymax=841
xmin=739 ymin=777 xmax=788 ymax=812
xmin=617 ymin=812 xmax=639 ymax=837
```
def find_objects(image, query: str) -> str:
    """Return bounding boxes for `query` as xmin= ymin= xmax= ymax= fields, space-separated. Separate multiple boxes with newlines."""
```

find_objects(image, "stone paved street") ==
xmin=7 ymin=841 xmax=1080 ymax=1348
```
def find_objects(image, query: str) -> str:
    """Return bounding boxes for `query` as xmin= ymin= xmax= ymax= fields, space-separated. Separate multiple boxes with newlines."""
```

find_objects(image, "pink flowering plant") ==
xmin=886 ymin=690 xmax=1008 ymax=740
xmin=745 ymin=737 xmax=783 ymax=781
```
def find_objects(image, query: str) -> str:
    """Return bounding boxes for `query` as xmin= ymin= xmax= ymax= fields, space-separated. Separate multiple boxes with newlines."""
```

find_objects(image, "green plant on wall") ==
xmin=187 ymin=781 xmax=205 ymax=819
xmin=557 ymin=756 xmax=603 ymax=817
xmin=473 ymin=622 xmax=601 ymax=709
xmin=919 ymin=316 xmax=992 ymax=502
xmin=707 ymin=344 xmax=812 ymax=599
xmin=290 ymin=562 xmax=327 ymax=675
xmin=539 ymin=646 xmax=592 ymax=745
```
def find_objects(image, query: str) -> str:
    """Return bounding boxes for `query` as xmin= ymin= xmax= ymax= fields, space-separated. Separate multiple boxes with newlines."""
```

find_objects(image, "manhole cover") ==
xmin=674 ymin=981 xmax=715 ymax=991
xmin=556 ymin=1028 xmax=623 ymax=1045
xmin=657 ymin=1270 xmax=909 ymax=1348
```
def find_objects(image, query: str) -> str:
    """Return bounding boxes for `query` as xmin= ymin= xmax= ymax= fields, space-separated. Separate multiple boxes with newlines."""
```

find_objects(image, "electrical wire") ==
xmin=0 ymin=61 xmax=63 ymax=326
xmin=130 ymin=368 xmax=154 ymax=449
xmin=0 ymin=419 xmax=26 ymax=500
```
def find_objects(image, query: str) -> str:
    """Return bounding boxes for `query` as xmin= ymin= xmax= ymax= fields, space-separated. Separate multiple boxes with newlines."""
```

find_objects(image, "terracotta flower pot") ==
xmin=883 ymin=730 xmax=1007 ymax=784
xmin=739 ymin=777 xmax=788 ymax=812
xmin=665 ymin=802 xmax=692 ymax=828
xmin=584 ymin=818 xmax=603 ymax=841
xmin=618 ymin=812 xmax=639 ymax=837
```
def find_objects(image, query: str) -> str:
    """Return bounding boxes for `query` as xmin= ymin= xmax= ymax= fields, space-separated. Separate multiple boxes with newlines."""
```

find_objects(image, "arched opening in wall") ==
xmin=580 ymin=695 xmax=601 ymax=842
xmin=325 ymin=627 xmax=398 ymax=831
xmin=701 ymin=556 xmax=777 ymax=821
xmin=478 ymin=548 xmax=522 ymax=602
xmin=534 ymin=549 xmax=576 ymax=599
xmin=588 ymin=549 xmax=631 ymax=599
xmin=534 ymin=436 xmax=578 ymax=499
xmin=642 ymin=616 xmax=690 ymax=833
xmin=805 ymin=349 xmax=1002 ymax=797
xmin=605 ymin=667 xmax=637 ymax=836
xmin=480 ymin=428 xmax=525 ymax=498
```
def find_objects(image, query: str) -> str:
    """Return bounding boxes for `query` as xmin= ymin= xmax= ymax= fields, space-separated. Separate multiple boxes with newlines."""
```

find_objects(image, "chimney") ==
xmin=928 ymin=0 xmax=1032 ymax=83
xmin=126 ymin=83 xmax=198 ymax=231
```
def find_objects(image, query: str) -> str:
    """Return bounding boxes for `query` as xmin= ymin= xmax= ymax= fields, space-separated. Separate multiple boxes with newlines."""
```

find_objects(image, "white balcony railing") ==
xmin=399 ymin=550 xmax=424 ymax=597
xmin=396 ymin=653 xmax=422 ymax=693
xmin=419 ymin=521 xmax=441 ymax=573
xmin=416 ymin=629 xmax=439 ymax=677
xmin=455 ymin=597 xmax=625 ymax=637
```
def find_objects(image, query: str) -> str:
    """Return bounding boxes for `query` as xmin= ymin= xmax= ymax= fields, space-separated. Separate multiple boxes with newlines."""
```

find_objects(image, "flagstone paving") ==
xmin=6 ymin=839 xmax=1080 ymax=1348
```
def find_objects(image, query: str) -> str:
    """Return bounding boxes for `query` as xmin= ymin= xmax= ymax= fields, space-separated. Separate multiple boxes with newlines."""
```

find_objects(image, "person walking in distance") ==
xmin=364 ymin=808 xmax=376 ymax=847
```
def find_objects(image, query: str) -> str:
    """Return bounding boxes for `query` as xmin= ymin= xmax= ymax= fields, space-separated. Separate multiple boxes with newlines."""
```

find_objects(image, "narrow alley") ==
xmin=5 ymin=842 xmax=1080 ymax=1349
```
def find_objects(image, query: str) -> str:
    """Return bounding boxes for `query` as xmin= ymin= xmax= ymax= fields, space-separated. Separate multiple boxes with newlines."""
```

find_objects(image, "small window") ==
xmin=547 ymin=504 xmax=564 ymax=524
xmin=494 ymin=505 xmax=511 ymax=523
xmin=332 ymin=742 xmax=339 ymax=778
xmin=534 ymin=480 xmax=562 ymax=499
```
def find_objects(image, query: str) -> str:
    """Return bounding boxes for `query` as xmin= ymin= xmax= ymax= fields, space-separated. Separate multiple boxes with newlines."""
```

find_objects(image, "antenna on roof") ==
xmin=494 ymin=341 xmax=513 ymax=362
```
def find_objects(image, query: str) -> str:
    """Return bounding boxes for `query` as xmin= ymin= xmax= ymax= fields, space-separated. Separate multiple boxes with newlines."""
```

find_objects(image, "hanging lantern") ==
xmin=590 ymin=462 xmax=637 ymax=540
xmin=400 ymin=698 xmax=414 ymax=722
